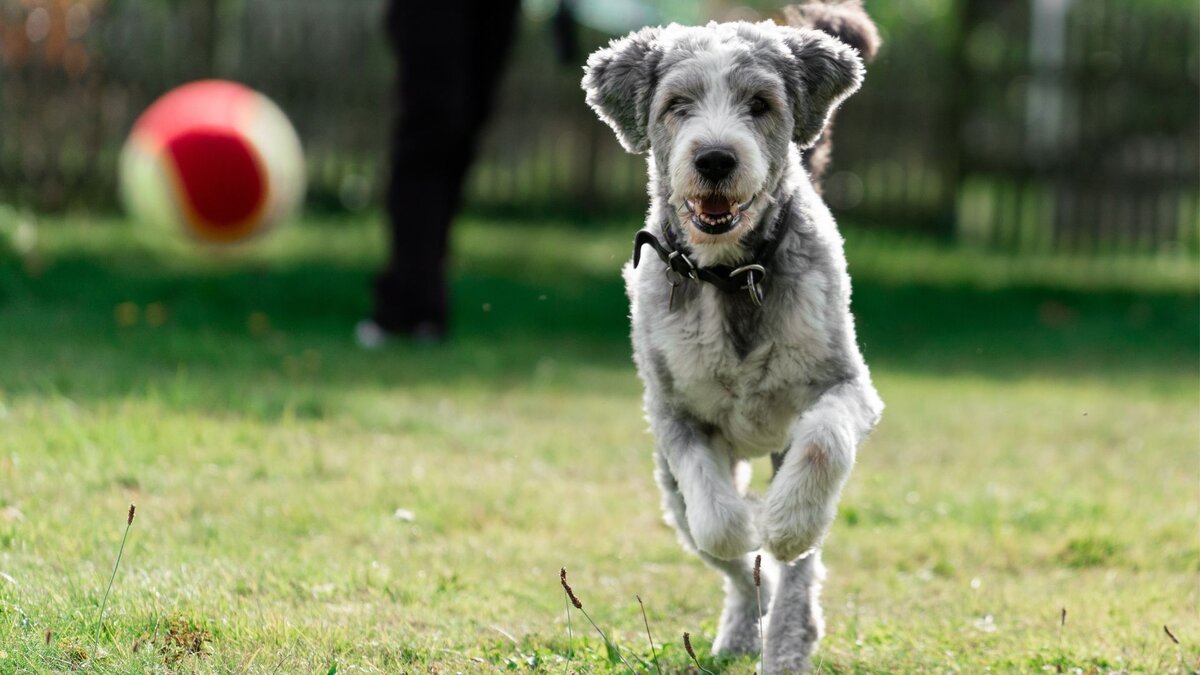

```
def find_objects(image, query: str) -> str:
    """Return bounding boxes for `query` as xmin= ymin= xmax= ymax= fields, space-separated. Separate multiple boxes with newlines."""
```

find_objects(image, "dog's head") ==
xmin=583 ymin=21 xmax=862 ymax=256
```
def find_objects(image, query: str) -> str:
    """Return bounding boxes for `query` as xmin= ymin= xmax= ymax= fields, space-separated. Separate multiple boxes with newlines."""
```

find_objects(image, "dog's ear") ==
xmin=775 ymin=26 xmax=864 ymax=149
xmin=582 ymin=26 xmax=663 ymax=154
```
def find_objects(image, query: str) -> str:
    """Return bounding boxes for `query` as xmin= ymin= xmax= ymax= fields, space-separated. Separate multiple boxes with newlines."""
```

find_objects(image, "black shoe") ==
xmin=355 ymin=319 xmax=446 ymax=348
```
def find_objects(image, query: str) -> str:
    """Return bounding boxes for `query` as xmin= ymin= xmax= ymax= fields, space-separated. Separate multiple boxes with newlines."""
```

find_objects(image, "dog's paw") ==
xmin=762 ymin=524 xmax=820 ymax=562
xmin=688 ymin=496 xmax=761 ymax=560
xmin=761 ymin=495 xmax=834 ymax=562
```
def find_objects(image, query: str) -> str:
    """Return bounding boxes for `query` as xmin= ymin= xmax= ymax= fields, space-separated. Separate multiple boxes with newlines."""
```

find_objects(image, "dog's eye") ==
xmin=667 ymin=97 xmax=690 ymax=115
xmin=748 ymin=96 xmax=769 ymax=116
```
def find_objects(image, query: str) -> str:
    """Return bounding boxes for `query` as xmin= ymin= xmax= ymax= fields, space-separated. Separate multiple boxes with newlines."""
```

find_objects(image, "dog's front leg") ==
xmin=762 ymin=379 xmax=882 ymax=562
xmin=650 ymin=406 xmax=761 ymax=560
xmin=655 ymin=452 xmax=770 ymax=656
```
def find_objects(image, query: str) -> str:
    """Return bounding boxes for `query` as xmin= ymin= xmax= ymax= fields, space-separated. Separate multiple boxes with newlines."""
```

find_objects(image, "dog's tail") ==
xmin=781 ymin=1 xmax=881 ymax=192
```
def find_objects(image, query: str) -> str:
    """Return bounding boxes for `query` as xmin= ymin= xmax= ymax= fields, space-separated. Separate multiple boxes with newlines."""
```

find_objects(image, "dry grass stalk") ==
xmin=561 ymin=572 xmax=574 ymax=672
xmin=683 ymin=632 xmax=715 ymax=675
xmin=755 ymin=554 xmax=766 ymax=671
xmin=95 ymin=503 xmax=136 ymax=646
xmin=636 ymin=594 xmax=662 ymax=675
xmin=559 ymin=567 xmax=635 ymax=674
xmin=560 ymin=567 xmax=582 ymax=609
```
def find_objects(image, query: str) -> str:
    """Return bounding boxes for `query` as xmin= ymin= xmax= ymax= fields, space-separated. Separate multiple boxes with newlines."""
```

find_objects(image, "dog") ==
xmin=582 ymin=2 xmax=883 ymax=671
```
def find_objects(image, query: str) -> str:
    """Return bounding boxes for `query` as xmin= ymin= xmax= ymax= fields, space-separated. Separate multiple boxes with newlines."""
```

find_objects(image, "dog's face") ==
xmin=583 ymin=21 xmax=863 ymax=252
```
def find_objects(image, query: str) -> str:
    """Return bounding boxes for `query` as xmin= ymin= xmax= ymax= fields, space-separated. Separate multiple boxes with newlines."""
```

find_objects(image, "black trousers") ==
xmin=372 ymin=0 xmax=521 ymax=333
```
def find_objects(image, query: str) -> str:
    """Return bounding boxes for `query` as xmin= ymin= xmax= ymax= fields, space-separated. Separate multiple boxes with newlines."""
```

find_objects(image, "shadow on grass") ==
xmin=0 ymin=244 xmax=1195 ymax=420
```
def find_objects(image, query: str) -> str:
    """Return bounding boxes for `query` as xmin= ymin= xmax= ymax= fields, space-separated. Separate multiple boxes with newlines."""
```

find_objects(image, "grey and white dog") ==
xmin=582 ymin=2 xmax=883 ymax=671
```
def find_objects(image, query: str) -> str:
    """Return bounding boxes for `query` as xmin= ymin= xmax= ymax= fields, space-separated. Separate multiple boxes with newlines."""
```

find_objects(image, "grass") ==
xmin=0 ymin=208 xmax=1196 ymax=672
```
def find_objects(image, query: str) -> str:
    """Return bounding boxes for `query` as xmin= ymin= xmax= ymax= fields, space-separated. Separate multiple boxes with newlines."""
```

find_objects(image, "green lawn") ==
xmin=0 ymin=211 xmax=1196 ymax=673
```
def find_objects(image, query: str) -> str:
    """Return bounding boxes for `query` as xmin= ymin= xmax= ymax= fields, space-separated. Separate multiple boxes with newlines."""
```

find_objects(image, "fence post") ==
xmin=197 ymin=0 xmax=221 ymax=77
xmin=943 ymin=1 xmax=974 ymax=241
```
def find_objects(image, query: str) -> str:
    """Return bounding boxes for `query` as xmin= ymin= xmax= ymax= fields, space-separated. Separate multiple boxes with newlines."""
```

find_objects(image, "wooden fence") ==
xmin=0 ymin=0 xmax=1196 ymax=254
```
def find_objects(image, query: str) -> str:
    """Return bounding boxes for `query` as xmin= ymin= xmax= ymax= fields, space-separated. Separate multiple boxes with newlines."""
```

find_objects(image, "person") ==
xmin=357 ymin=0 xmax=522 ymax=347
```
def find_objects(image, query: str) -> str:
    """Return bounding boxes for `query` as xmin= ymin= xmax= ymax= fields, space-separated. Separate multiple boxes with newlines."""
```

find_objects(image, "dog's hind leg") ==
xmin=707 ymin=551 xmax=768 ymax=656
xmin=654 ymin=452 xmax=770 ymax=656
xmin=762 ymin=551 xmax=825 ymax=673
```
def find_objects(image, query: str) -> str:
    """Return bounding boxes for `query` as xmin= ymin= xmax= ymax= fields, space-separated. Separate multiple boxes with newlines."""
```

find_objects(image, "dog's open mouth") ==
xmin=684 ymin=195 xmax=756 ymax=235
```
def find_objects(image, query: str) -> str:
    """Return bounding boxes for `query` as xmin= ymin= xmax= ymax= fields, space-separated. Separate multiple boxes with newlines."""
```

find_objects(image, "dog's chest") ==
xmin=652 ymin=285 xmax=828 ymax=456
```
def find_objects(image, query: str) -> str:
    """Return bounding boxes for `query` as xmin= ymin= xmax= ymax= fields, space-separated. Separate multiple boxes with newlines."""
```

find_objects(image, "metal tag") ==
xmin=665 ymin=266 xmax=686 ymax=311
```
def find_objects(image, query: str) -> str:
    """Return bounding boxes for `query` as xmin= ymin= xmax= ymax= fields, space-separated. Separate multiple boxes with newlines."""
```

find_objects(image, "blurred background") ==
xmin=1 ymin=0 xmax=1197 ymax=254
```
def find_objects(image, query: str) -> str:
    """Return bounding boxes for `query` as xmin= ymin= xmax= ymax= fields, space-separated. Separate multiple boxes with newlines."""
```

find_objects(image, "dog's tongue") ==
xmin=700 ymin=196 xmax=732 ymax=215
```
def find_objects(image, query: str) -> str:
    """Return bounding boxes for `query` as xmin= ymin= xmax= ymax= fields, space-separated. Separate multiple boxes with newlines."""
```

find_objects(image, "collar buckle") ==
xmin=729 ymin=264 xmax=767 ymax=307
xmin=666 ymin=250 xmax=697 ymax=280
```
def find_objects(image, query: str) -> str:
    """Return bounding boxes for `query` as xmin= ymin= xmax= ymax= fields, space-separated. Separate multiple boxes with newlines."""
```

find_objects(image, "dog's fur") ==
xmin=582 ymin=2 xmax=883 ymax=671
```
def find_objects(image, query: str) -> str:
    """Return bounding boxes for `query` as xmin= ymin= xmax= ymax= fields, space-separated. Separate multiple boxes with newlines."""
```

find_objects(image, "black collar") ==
xmin=633 ymin=196 xmax=793 ymax=308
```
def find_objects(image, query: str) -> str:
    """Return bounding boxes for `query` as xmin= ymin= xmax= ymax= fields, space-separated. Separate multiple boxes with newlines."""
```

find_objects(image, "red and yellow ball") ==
xmin=120 ymin=80 xmax=305 ymax=244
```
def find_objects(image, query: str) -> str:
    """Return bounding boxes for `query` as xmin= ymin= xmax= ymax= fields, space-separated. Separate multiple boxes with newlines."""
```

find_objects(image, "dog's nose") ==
xmin=694 ymin=147 xmax=738 ymax=183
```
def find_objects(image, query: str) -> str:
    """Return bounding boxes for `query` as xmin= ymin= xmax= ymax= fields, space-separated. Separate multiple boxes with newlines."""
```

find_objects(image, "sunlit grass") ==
xmin=0 ymin=212 xmax=1195 ymax=671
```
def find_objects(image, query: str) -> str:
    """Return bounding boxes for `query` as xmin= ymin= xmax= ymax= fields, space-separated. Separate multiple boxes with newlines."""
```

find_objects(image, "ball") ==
xmin=119 ymin=80 xmax=305 ymax=244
